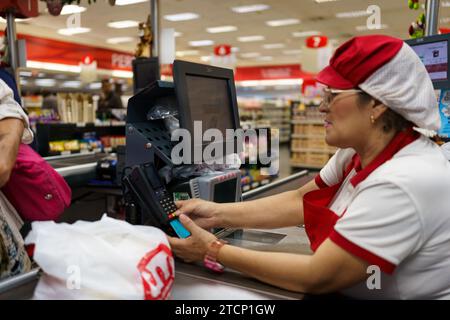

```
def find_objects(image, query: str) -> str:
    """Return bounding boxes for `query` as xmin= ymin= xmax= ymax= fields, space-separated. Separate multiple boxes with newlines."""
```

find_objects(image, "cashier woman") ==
xmin=168 ymin=35 xmax=450 ymax=299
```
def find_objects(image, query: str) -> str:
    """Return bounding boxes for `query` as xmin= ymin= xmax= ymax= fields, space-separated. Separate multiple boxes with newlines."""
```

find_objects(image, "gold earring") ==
xmin=370 ymin=115 xmax=375 ymax=124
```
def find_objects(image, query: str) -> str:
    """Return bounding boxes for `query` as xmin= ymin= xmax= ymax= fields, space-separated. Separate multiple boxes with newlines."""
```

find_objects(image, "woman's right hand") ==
xmin=174 ymin=199 xmax=222 ymax=229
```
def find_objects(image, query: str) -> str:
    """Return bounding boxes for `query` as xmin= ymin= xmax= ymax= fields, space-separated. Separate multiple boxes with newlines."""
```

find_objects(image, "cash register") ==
xmin=122 ymin=60 xmax=242 ymax=238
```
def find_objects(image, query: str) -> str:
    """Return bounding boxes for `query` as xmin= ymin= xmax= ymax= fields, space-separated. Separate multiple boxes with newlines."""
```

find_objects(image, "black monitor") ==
xmin=406 ymin=33 xmax=450 ymax=89
xmin=132 ymin=57 xmax=160 ymax=94
xmin=173 ymin=60 xmax=241 ymax=162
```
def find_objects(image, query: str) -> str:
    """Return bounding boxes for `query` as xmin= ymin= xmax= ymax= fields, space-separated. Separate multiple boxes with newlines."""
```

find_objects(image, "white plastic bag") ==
xmin=24 ymin=215 xmax=175 ymax=300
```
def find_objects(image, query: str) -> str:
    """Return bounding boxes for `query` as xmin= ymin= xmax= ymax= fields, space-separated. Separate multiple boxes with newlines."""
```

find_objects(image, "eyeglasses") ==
xmin=321 ymin=88 xmax=363 ymax=109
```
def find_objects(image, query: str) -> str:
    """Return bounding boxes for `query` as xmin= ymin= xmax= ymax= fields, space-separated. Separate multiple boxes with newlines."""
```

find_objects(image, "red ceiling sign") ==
xmin=306 ymin=35 xmax=328 ymax=48
xmin=0 ymin=0 xmax=39 ymax=19
xmin=0 ymin=31 xmax=134 ymax=71
xmin=235 ymin=64 xmax=314 ymax=81
xmin=214 ymin=44 xmax=232 ymax=57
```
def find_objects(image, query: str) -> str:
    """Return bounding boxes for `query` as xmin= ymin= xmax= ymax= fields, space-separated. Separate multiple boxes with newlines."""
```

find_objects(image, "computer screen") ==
xmin=410 ymin=40 xmax=448 ymax=81
xmin=213 ymin=178 xmax=238 ymax=203
xmin=132 ymin=57 xmax=160 ymax=94
xmin=406 ymin=34 xmax=450 ymax=89
xmin=185 ymin=75 xmax=235 ymax=136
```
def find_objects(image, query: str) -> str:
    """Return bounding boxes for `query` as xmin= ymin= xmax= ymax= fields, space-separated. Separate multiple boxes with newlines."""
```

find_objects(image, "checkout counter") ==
xmin=0 ymin=170 xmax=315 ymax=300
xmin=0 ymin=60 xmax=318 ymax=299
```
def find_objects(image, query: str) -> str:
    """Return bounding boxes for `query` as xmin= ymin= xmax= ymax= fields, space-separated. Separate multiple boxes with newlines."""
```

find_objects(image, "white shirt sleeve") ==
xmin=0 ymin=79 xmax=33 ymax=144
xmin=319 ymin=148 xmax=356 ymax=187
xmin=331 ymin=180 xmax=423 ymax=273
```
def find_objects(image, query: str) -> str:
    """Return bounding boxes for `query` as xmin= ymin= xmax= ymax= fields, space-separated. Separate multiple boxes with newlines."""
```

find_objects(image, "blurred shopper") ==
xmin=42 ymin=90 xmax=58 ymax=115
xmin=169 ymin=35 xmax=450 ymax=299
xmin=0 ymin=71 xmax=34 ymax=279
xmin=97 ymin=79 xmax=123 ymax=120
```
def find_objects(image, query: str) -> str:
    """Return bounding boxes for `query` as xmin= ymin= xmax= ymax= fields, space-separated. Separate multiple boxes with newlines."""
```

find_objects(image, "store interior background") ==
xmin=1 ymin=0 xmax=449 ymax=220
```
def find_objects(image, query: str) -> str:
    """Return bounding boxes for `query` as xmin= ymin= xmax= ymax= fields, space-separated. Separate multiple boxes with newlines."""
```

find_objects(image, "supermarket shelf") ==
xmin=291 ymin=133 xmax=326 ymax=139
xmin=290 ymin=162 xmax=324 ymax=170
xmin=291 ymin=148 xmax=335 ymax=154
xmin=291 ymin=119 xmax=324 ymax=125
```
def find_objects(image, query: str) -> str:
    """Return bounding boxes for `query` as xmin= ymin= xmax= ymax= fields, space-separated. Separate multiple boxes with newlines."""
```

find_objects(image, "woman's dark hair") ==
xmin=358 ymin=91 xmax=411 ymax=133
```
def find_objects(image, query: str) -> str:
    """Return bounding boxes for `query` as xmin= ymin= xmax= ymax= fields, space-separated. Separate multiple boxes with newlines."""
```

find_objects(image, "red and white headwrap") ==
xmin=317 ymin=35 xmax=440 ymax=132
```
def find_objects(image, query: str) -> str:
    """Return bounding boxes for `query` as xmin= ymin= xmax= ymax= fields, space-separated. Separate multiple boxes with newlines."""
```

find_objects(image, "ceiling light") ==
xmin=231 ymin=47 xmax=240 ymax=53
xmin=174 ymin=31 xmax=183 ymax=37
xmin=283 ymin=49 xmax=303 ymax=55
xmin=27 ymin=61 xmax=81 ymax=73
xmin=115 ymin=0 xmax=148 ymax=6
xmin=241 ymin=52 xmax=261 ymax=58
xmin=237 ymin=79 xmax=303 ymax=87
xmin=206 ymin=25 xmax=238 ymax=33
xmin=257 ymin=56 xmax=273 ymax=61
xmin=336 ymin=10 xmax=370 ymax=18
xmin=189 ymin=40 xmax=214 ymax=47
xmin=263 ymin=43 xmax=285 ymax=49
xmin=57 ymin=27 xmax=91 ymax=36
xmin=107 ymin=20 xmax=139 ymax=29
xmin=62 ymin=81 xmax=82 ymax=88
xmin=266 ymin=19 xmax=300 ymax=27
xmin=106 ymin=37 xmax=135 ymax=44
xmin=200 ymin=56 xmax=211 ymax=62
xmin=176 ymin=50 xmax=200 ymax=57
xmin=35 ymin=79 xmax=56 ymax=87
xmin=238 ymin=35 xmax=265 ymax=42
xmin=89 ymin=82 xmax=102 ymax=90
xmin=292 ymin=31 xmax=321 ymax=37
xmin=315 ymin=0 xmax=340 ymax=3
xmin=164 ymin=12 xmax=199 ymax=22
xmin=0 ymin=17 xmax=30 ymax=23
xmin=60 ymin=5 xmax=86 ymax=15
xmin=355 ymin=24 xmax=388 ymax=31
xmin=231 ymin=4 xmax=270 ymax=13
xmin=112 ymin=70 xmax=133 ymax=78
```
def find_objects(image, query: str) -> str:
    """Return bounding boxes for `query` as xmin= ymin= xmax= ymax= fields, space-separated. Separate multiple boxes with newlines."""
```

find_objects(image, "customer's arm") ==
xmin=0 ymin=118 xmax=24 ymax=187
xmin=175 ymin=179 xmax=318 ymax=229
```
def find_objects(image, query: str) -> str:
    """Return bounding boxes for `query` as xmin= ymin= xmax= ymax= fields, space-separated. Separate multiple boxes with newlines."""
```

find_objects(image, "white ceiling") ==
xmin=1 ymin=0 xmax=450 ymax=67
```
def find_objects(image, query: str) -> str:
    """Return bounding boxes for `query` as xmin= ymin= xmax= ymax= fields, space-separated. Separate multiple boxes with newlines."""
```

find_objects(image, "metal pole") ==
xmin=150 ymin=0 xmax=160 ymax=57
xmin=425 ymin=0 xmax=440 ymax=36
xmin=6 ymin=12 xmax=19 ymax=74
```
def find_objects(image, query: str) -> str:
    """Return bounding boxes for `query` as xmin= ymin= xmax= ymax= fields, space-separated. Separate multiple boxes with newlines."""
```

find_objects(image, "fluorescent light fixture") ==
xmin=292 ymin=30 xmax=321 ymax=37
xmin=60 ymin=5 xmax=86 ymax=15
xmin=283 ymin=49 xmax=303 ymax=55
xmin=106 ymin=37 xmax=135 ymax=44
xmin=189 ymin=40 xmax=214 ymax=47
xmin=62 ymin=81 xmax=81 ymax=88
xmin=206 ymin=25 xmax=238 ymax=33
xmin=266 ymin=19 xmax=300 ymax=27
xmin=315 ymin=0 xmax=339 ymax=3
xmin=35 ymin=79 xmax=56 ymax=87
xmin=238 ymin=35 xmax=265 ymax=42
xmin=231 ymin=4 xmax=270 ymax=13
xmin=355 ymin=24 xmax=388 ymax=31
xmin=115 ymin=0 xmax=148 ymax=6
xmin=89 ymin=82 xmax=102 ymax=90
xmin=237 ymin=79 xmax=303 ymax=87
xmin=257 ymin=56 xmax=273 ymax=61
xmin=27 ymin=61 xmax=81 ymax=73
xmin=176 ymin=50 xmax=200 ymax=57
xmin=19 ymin=71 xmax=33 ymax=77
xmin=164 ymin=12 xmax=199 ymax=22
xmin=200 ymin=56 xmax=211 ymax=62
xmin=112 ymin=70 xmax=133 ymax=78
xmin=107 ymin=20 xmax=139 ymax=29
xmin=174 ymin=31 xmax=183 ymax=37
xmin=263 ymin=43 xmax=285 ymax=49
xmin=231 ymin=47 xmax=240 ymax=53
xmin=336 ymin=10 xmax=370 ymax=18
xmin=241 ymin=52 xmax=261 ymax=58
xmin=57 ymin=27 xmax=91 ymax=36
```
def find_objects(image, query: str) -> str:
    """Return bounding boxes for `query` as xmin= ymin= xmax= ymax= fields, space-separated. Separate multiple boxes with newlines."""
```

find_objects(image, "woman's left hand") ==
xmin=167 ymin=214 xmax=217 ymax=263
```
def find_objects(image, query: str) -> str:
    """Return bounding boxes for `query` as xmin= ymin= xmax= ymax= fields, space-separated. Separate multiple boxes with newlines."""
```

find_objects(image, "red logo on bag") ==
xmin=137 ymin=243 xmax=174 ymax=300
